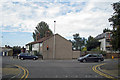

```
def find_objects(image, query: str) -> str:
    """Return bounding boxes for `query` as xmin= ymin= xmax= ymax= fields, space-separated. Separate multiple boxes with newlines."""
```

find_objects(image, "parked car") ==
xmin=18 ymin=53 xmax=38 ymax=60
xmin=78 ymin=54 xmax=104 ymax=62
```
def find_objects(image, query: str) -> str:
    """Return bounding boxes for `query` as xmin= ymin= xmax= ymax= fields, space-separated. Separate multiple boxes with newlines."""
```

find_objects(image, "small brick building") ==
xmin=26 ymin=34 xmax=73 ymax=60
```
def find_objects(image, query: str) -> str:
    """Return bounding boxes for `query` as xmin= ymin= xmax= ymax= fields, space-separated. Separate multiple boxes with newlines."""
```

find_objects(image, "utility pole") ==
xmin=53 ymin=21 xmax=56 ymax=59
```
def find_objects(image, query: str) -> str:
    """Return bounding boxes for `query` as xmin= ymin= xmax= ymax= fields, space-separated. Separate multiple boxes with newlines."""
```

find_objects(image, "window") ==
xmin=92 ymin=54 xmax=97 ymax=57
xmin=89 ymin=54 xmax=97 ymax=57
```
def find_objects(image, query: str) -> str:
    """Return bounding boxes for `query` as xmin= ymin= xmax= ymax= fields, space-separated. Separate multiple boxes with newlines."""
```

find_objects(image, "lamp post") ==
xmin=53 ymin=21 xmax=56 ymax=59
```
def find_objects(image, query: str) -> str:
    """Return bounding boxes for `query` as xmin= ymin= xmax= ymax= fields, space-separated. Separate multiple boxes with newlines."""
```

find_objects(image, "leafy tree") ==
xmin=5 ymin=45 xmax=12 ymax=48
xmin=13 ymin=46 xmax=21 ymax=55
xmin=86 ymin=36 xmax=100 ymax=51
xmin=109 ymin=2 xmax=120 ymax=51
xmin=33 ymin=32 xmax=36 ymax=41
xmin=103 ymin=28 xmax=111 ymax=33
xmin=72 ymin=33 xmax=86 ymax=51
xmin=81 ymin=47 xmax=87 ymax=52
xmin=33 ymin=21 xmax=53 ymax=41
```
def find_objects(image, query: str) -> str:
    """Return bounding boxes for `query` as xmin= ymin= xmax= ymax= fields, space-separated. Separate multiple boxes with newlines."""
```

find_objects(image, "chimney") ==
xmin=36 ymin=33 xmax=41 ymax=41
xmin=45 ymin=31 xmax=50 ymax=37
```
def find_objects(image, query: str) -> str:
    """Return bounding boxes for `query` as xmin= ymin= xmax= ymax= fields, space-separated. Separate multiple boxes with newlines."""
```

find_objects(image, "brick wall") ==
xmin=72 ymin=51 xmax=80 ymax=59
xmin=105 ymin=53 xmax=120 ymax=58
xmin=43 ymin=34 xmax=73 ymax=60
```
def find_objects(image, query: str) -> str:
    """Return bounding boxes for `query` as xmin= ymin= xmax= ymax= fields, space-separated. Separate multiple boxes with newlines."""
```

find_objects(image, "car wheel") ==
xmin=21 ymin=58 xmax=24 ymax=60
xmin=98 ymin=59 xmax=101 ymax=62
xmin=83 ymin=59 xmax=86 ymax=63
xmin=33 ymin=58 xmax=36 ymax=60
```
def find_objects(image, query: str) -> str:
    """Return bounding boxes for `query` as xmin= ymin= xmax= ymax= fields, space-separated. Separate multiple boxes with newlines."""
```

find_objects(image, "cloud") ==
xmin=1 ymin=0 xmax=120 ymax=40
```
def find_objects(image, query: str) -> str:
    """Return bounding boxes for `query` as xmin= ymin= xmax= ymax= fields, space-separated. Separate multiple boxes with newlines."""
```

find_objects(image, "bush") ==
xmin=100 ymin=51 xmax=106 ymax=56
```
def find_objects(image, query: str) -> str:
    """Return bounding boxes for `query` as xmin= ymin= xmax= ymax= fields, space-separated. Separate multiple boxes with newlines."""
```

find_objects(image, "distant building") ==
xmin=95 ymin=32 xmax=112 ymax=52
xmin=26 ymin=34 xmax=73 ymax=60
xmin=0 ymin=47 xmax=13 ymax=56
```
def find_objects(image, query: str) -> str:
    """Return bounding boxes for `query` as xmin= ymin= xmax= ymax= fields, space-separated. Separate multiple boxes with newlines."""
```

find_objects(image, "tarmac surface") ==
xmin=2 ymin=64 xmax=21 ymax=78
xmin=1 ymin=56 xmax=120 ymax=79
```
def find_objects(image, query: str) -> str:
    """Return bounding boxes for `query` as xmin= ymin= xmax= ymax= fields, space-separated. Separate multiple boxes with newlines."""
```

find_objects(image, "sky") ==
xmin=0 ymin=0 xmax=120 ymax=47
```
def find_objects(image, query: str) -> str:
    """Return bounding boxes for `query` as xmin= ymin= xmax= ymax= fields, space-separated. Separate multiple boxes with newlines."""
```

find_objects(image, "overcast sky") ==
xmin=0 ymin=0 xmax=119 ymax=47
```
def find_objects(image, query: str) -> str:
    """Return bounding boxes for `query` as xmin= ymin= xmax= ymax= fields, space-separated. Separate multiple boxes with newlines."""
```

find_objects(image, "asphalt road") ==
xmin=2 ymin=57 xmax=111 ymax=78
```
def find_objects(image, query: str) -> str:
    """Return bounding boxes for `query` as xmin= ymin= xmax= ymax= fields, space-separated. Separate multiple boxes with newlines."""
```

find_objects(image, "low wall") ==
xmin=105 ymin=53 xmax=120 ymax=58
xmin=72 ymin=51 xmax=94 ymax=59
xmin=72 ymin=51 xmax=80 ymax=59
xmin=72 ymin=51 xmax=120 ymax=59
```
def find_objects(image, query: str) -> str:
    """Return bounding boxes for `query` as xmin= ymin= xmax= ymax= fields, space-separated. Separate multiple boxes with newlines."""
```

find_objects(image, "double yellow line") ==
xmin=92 ymin=63 xmax=116 ymax=80
xmin=15 ymin=65 xmax=29 ymax=80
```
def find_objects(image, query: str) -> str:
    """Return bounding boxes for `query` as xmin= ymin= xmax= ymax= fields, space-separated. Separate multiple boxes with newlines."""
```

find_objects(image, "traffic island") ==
xmin=100 ymin=63 xmax=119 ymax=78
xmin=93 ymin=59 xmax=120 ymax=80
xmin=101 ymin=59 xmax=120 ymax=78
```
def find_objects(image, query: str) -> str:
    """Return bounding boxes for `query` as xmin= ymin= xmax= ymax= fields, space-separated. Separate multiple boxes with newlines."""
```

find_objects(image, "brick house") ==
xmin=26 ymin=34 xmax=73 ymax=60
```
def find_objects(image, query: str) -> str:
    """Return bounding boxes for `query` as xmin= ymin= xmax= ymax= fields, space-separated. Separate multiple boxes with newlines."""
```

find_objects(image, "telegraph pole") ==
xmin=53 ymin=21 xmax=56 ymax=59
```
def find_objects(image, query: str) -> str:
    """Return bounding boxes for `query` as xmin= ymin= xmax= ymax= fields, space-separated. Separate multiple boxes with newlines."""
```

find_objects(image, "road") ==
xmin=2 ymin=57 xmax=113 ymax=79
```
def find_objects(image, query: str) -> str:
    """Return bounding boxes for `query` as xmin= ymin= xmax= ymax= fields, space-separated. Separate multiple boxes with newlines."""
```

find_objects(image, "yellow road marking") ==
xmin=24 ymin=68 xmax=29 ymax=80
xmin=92 ymin=63 xmax=115 ymax=79
xmin=15 ymin=65 xmax=29 ymax=80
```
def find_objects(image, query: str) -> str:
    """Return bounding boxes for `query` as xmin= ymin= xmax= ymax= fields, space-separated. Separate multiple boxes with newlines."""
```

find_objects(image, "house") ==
xmin=95 ymin=32 xmax=112 ymax=52
xmin=0 ymin=47 xmax=13 ymax=56
xmin=26 ymin=34 xmax=73 ymax=60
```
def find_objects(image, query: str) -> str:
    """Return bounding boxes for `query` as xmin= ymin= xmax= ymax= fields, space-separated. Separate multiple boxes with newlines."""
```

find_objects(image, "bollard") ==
xmin=112 ymin=55 xmax=114 ymax=59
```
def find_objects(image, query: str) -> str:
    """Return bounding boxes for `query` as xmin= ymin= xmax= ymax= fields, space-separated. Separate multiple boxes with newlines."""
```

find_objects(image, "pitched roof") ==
xmin=26 ymin=34 xmax=72 ymax=45
xmin=55 ymin=34 xmax=72 ymax=44
xmin=26 ymin=35 xmax=53 ymax=45
xmin=0 ymin=47 xmax=12 ymax=52
xmin=95 ymin=33 xmax=105 ymax=40
xmin=95 ymin=32 xmax=112 ymax=40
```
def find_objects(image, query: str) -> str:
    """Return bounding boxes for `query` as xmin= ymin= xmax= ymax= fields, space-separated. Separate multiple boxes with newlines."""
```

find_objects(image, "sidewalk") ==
xmin=2 ymin=64 xmax=21 ymax=79
xmin=100 ymin=59 xmax=120 ymax=78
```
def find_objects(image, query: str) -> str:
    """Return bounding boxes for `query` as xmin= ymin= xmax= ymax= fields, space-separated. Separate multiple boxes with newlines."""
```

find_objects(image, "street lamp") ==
xmin=53 ymin=21 xmax=56 ymax=59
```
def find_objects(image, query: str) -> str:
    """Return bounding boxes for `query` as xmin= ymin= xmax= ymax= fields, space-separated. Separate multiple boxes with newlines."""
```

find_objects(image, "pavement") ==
xmin=99 ymin=59 xmax=120 ymax=79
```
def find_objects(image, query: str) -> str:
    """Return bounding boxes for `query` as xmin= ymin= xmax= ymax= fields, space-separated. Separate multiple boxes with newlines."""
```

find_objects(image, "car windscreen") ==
xmin=83 ymin=54 xmax=90 ymax=57
xmin=20 ymin=53 xmax=28 ymax=56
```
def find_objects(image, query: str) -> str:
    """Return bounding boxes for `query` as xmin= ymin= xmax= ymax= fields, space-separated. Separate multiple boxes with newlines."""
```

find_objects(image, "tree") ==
xmin=103 ymin=28 xmax=111 ymax=33
xmin=110 ymin=26 xmax=120 ymax=51
xmin=72 ymin=33 xmax=86 ymax=51
xmin=13 ymin=46 xmax=21 ymax=55
xmin=5 ymin=45 xmax=12 ymax=48
xmin=33 ymin=21 xmax=53 ymax=41
xmin=109 ymin=2 xmax=120 ymax=51
xmin=81 ymin=47 xmax=87 ymax=52
xmin=86 ymin=36 xmax=100 ymax=51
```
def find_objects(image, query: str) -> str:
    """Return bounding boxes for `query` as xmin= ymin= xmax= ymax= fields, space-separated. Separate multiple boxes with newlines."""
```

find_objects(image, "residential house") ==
xmin=26 ymin=34 xmax=73 ymax=60
xmin=0 ymin=47 xmax=13 ymax=56
xmin=95 ymin=32 xmax=112 ymax=52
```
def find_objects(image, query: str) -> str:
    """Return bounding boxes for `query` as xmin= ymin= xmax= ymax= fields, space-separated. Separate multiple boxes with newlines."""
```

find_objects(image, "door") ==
xmin=87 ymin=54 xmax=98 ymax=62
xmin=91 ymin=54 xmax=98 ymax=61
xmin=87 ymin=55 xmax=93 ymax=62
